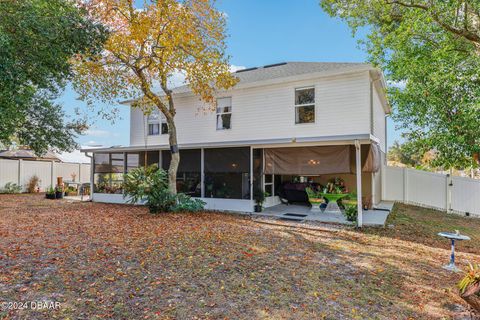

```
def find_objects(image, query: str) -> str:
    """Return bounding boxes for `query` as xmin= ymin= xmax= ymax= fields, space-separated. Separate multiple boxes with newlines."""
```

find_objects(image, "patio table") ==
xmin=437 ymin=232 xmax=471 ymax=272
xmin=320 ymin=193 xmax=349 ymax=214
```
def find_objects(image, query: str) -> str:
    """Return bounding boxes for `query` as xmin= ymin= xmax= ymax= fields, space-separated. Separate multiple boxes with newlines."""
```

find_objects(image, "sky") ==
xmin=58 ymin=0 xmax=401 ymax=162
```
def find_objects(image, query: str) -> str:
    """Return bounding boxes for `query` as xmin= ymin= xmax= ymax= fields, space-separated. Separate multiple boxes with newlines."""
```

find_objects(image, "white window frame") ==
xmin=147 ymin=110 xmax=168 ymax=135
xmin=294 ymin=86 xmax=315 ymax=125
xmin=216 ymin=97 xmax=232 ymax=130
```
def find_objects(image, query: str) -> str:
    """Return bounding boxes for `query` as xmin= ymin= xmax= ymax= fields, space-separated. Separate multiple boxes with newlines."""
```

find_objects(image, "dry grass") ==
xmin=0 ymin=194 xmax=478 ymax=319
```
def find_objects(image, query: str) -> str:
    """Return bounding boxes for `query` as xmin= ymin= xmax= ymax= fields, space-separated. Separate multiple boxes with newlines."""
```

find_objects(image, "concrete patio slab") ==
xmin=258 ymin=202 xmax=392 ymax=226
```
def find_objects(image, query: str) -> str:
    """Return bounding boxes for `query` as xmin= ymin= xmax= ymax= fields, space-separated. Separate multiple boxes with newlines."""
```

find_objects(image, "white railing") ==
xmin=384 ymin=166 xmax=480 ymax=216
xmin=0 ymin=159 xmax=90 ymax=192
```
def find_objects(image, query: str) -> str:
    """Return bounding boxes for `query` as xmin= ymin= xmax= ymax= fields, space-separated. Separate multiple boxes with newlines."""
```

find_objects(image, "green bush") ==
xmin=343 ymin=204 xmax=358 ymax=222
xmin=172 ymin=193 xmax=206 ymax=212
xmin=0 ymin=182 xmax=22 ymax=194
xmin=123 ymin=165 xmax=205 ymax=214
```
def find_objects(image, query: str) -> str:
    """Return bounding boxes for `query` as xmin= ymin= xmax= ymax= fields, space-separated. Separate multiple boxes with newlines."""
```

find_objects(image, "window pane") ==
xmin=126 ymin=153 xmax=139 ymax=172
xmin=295 ymin=88 xmax=315 ymax=105
xmin=147 ymin=109 xmax=160 ymax=121
xmin=295 ymin=105 xmax=315 ymax=124
xmin=161 ymin=123 xmax=168 ymax=134
xmin=148 ymin=123 xmax=160 ymax=135
xmin=217 ymin=97 xmax=231 ymax=110
xmin=217 ymin=113 xmax=231 ymax=130
xmin=264 ymin=174 xmax=273 ymax=183
xmin=216 ymin=106 xmax=231 ymax=113
xmin=94 ymin=153 xmax=111 ymax=173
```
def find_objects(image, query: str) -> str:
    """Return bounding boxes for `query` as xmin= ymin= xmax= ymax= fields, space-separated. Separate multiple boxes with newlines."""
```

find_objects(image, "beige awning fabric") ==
xmin=362 ymin=143 xmax=381 ymax=173
xmin=264 ymin=144 xmax=381 ymax=176
xmin=264 ymin=146 xmax=351 ymax=175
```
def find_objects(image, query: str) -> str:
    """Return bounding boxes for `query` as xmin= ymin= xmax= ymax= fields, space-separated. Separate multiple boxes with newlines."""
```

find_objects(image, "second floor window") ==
xmin=147 ymin=109 xmax=168 ymax=135
xmin=216 ymin=97 xmax=232 ymax=130
xmin=295 ymin=87 xmax=315 ymax=124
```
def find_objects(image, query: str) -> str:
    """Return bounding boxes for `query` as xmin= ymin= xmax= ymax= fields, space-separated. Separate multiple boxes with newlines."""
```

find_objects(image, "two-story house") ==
xmin=82 ymin=62 xmax=390 ymax=226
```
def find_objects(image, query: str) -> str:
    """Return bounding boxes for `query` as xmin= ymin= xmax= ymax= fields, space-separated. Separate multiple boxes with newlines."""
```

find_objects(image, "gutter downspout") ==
xmin=84 ymin=152 xmax=94 ymax=202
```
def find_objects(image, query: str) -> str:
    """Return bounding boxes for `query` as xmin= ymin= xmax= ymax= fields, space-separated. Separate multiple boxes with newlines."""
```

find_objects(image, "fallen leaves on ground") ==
xmin=0 ymin=194 xmax=477 ymax=319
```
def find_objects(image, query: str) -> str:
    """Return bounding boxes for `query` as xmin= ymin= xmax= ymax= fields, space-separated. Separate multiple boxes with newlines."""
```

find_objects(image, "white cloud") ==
xmin=84 ymin=129 xmax=120 ymax=138
xmin=229 ymin=65 xmax=246 ymax=72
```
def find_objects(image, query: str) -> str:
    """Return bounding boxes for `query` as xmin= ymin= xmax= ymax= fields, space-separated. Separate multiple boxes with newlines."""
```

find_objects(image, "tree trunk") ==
xmin=166 ymin=116 xmax=179 ymax=194
xmin=461 ymin=282 xmax=480 ymax=313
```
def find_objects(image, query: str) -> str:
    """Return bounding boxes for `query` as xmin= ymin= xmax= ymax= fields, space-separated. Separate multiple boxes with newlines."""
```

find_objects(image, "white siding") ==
xmin=130 ymin=72 xmax=371 ymax=146
xmin=372 ymin=85 xmax=387 ymax=152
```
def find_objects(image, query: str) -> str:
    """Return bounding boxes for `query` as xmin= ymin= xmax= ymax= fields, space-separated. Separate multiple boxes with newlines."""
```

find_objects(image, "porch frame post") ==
xmin=249 ymin=146 xmax=253 ymax=202
xmin=200 ymin=148 xmax=205 ymax=198
xmin=355 ymin=140 xmax=363 ymax=227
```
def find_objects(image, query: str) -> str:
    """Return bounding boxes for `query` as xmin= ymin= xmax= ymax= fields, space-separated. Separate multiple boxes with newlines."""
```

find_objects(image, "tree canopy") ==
xmin=321 ymin=0 xmax=480 ymax=169
xmin=0 ymin=0 xmax=107 ymax=154
xmin=74 ymin=0 xmax=238 ymax=193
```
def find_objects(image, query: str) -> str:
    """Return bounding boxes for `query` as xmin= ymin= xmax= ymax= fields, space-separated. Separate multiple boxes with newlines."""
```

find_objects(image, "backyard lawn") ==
xmin=1 ymin=194 xmax=479 ymax=319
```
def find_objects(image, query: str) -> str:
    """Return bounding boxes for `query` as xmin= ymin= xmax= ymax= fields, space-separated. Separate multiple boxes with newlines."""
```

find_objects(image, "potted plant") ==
xmin=253 ymin=189 xmax=268 ymax=212
xmin=65 ymin=186 xmax=77 ymax=196
xmin=45 ymin=186 xmax=56 ymax=199
xmin=55 ymin=185 xmax=64 ymax=199
xmin=305 ymin=187 xmax=323 ymax=212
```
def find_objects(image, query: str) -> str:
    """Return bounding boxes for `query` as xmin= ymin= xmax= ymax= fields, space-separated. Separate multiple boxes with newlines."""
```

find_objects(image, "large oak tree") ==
xmin=0 ymin=0 xmax=107 ymax=154
xmin=321 ymin=0 xmax=480 ymax=169
xmin=74 ymin=0 xmax=238 ymax=193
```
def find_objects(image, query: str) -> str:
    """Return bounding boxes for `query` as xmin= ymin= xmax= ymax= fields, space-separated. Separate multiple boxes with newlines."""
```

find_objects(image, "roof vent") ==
xmin=236 ymin=67 xmax=258 ymax=73
xmin=263 ymin=62 xmax=287 ymax=68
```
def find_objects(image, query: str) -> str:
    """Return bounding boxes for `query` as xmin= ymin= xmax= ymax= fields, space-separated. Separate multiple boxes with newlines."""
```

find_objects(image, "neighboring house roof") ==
xmin=0 ymin=149 xmax=61 ymax=162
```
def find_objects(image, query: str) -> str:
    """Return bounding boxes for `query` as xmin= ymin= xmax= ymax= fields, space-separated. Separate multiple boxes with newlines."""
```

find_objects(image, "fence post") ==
xmin=18 ymin=159 xmax=23 ymax=189
xmin=403 ymin=168 xmax=408 ymax=203
xmin=50 ymin=161 xmax=56 ymax=188
xmin=446 ymin=173 xmax=453 ymax=213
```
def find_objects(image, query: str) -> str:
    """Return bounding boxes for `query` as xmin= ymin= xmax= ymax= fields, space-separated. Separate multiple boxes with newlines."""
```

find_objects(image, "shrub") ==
xmin=27 ymin=175 xmax=40 ymax=193
xmin=343 ymin=204 xmax=358 ymax=222
xmin=172 ymin=193 xmax=206 ymax=212
xmin=0 ymin=182 xmax=22 ymax=194
xmin=123 ymin=165 xmax=205 ymax=213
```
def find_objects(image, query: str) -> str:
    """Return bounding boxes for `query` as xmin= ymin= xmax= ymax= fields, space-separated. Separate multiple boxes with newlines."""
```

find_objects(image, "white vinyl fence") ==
xmin=0 ymin=159 xmax=90 ymax=192
xmin=384 ymin=166 xmax=480 ymax=217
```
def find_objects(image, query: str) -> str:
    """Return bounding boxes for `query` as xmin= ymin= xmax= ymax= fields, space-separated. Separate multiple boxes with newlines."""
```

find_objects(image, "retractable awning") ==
xmin=264 ymin=143 xmax=380 ymax=176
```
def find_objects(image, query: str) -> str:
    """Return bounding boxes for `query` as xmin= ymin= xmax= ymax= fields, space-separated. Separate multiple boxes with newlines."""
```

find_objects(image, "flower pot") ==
xmin=254 ymin=205 xmax=263 ymax=212
xmin=55 ymin=191 xmax=64 ymax=199
xmin=46 ymin=193 xmax=56 ymax=200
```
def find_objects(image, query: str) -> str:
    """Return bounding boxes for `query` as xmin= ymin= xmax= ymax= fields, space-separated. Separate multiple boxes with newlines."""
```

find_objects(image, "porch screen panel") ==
xmin=204 ymin=147 xmax=250 ymax=199
xmin=264 ymin=146 xmax=350 ymax=175
xmin=162 ymin=149 xmax=201 ymax=197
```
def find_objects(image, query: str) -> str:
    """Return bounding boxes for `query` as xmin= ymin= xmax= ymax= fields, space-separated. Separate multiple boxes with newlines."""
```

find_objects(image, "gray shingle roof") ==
xmin=172 ymin=61 xmax=371 ymax=94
